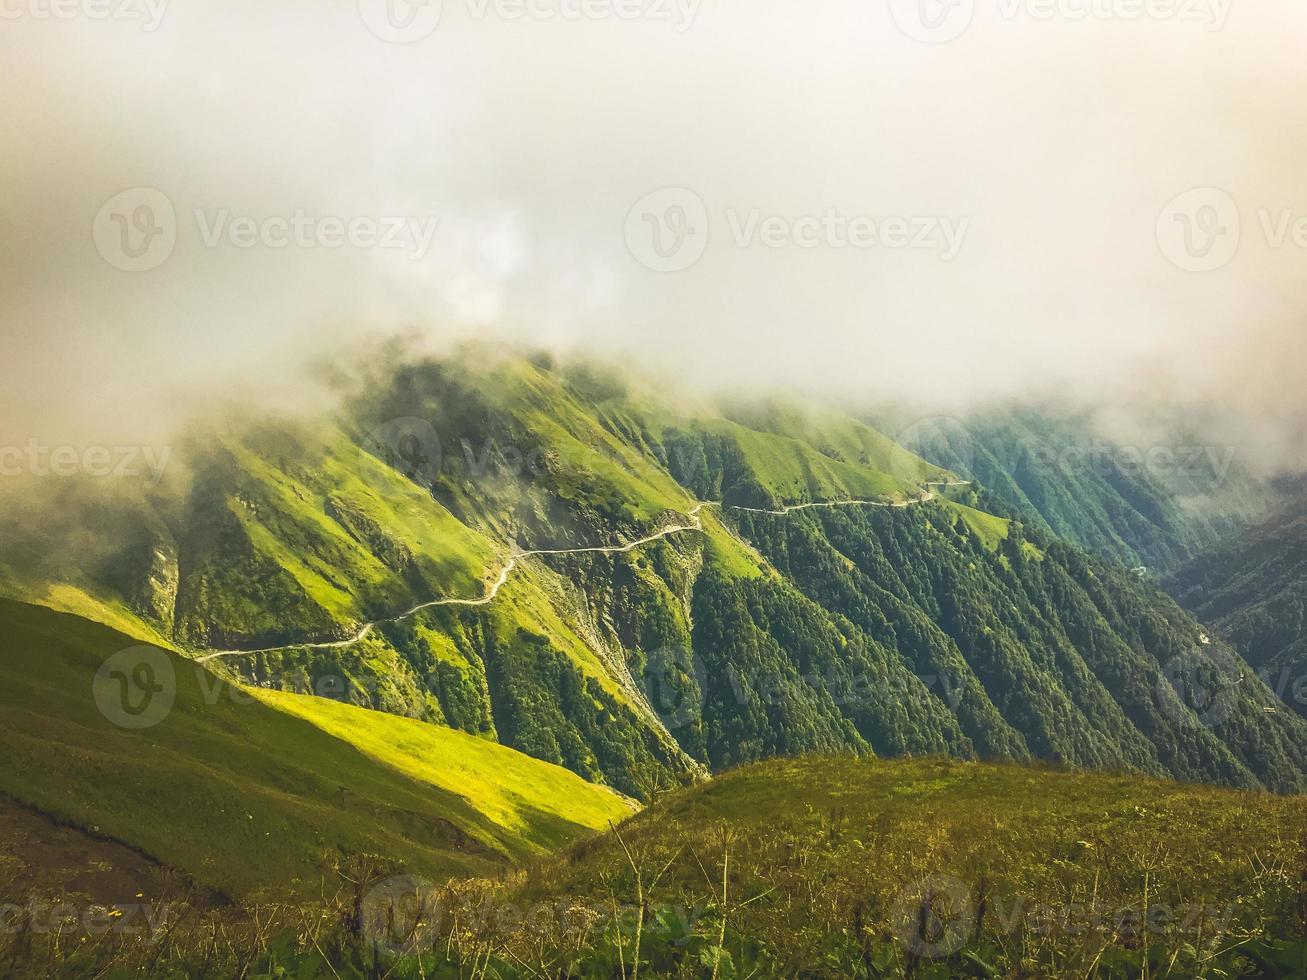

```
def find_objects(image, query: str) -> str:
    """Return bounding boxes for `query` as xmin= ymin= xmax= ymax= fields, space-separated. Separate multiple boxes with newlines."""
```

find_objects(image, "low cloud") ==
xmin=1 ymin=1 xmax=1305 ymax=467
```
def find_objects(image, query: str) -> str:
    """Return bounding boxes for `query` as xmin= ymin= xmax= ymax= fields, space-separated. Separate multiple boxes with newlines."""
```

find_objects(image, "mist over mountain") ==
xmin=4 ymin=1 xmax=1307 ymax=466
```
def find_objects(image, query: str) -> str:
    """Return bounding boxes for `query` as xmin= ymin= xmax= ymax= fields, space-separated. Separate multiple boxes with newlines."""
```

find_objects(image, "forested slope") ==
xmin=1168 ymin=494 xmax=1307 ymax=719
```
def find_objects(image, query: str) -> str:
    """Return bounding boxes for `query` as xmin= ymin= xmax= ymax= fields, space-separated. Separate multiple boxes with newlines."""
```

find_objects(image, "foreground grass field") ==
xmin=18 ymin=756 xmax=1295 ymax=977
xmin=328 ymin=757 xmax=1303 ymax=979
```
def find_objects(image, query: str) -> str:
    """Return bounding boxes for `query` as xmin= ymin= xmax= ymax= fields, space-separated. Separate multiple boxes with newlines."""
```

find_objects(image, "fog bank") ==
xmin=2 ymin=0 xmax=1305 ymax=464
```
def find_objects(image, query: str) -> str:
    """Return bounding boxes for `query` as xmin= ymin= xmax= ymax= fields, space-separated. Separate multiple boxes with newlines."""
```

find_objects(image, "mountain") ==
xmin=1167 ymin=492 xmax=1307 ymax=719
xmin=878 ymin=405 xmax=1277 ymax=574
xmin=3 ymin=347 xmax=1306 ymax=800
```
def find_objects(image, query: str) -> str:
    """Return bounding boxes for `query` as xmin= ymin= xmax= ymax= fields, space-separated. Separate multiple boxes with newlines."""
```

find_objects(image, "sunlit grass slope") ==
xmin=175 ymin=422 xmax=502 ymax=647
xmin=0 ymin=600 xmax=634 ymax=901
xmin=253 ymin=688 xmax=634 ymax=855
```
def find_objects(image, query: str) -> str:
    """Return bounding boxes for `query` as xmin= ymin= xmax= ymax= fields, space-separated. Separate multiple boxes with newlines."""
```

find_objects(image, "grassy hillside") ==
xmin=0 ymin=599 xmax=633 ymax=902
xmin=164 ymin=756 xmax=1304 ymax=979
xmin=483 ymin=755 xmax=1305 ymax=978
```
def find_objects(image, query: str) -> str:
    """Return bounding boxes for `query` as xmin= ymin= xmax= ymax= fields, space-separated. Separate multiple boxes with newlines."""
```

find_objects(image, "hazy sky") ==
xmin=2 ymin=0 xmax=1305 ymax=459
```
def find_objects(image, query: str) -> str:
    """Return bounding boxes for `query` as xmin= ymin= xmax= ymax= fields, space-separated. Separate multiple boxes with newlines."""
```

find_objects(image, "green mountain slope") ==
xmin=3 ymin=348 xmax=1305 ymax=798
xmin=727 ymin=501 xmax=1307 ymax=792
xmin=0 ymin=599 xmax=633 ymax=901
xmin=1167 ymin=494 xmax=1307 ymax=719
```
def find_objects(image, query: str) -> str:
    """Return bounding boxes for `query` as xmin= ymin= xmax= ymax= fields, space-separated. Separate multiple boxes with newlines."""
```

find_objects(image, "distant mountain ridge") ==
xmin=878 ymin=405 xmax=1278 ymax=574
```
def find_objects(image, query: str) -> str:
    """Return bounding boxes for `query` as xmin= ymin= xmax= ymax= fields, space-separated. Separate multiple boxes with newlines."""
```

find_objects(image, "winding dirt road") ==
xmin=196 ymin=485 xmax=968 ymax=662
xmin=197 ymin=505 xmax=711 ymax=662
xmin=722 ymin=480 xmax=968 ymax=517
